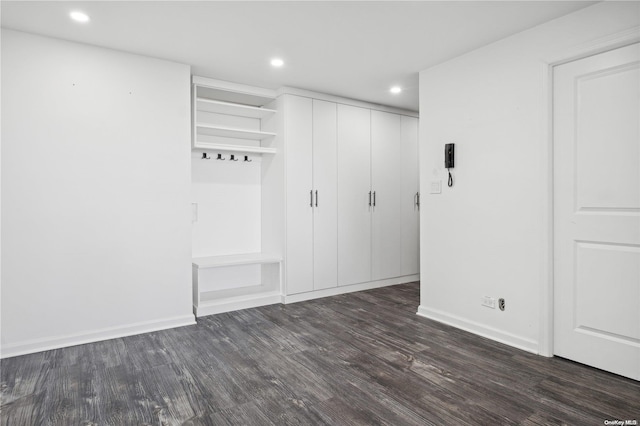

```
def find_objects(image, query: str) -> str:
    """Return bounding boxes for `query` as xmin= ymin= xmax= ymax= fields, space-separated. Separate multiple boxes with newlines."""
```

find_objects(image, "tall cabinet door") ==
xmin=285 ymin=95 xmax=314 ymax=294
xmin=312 ymin=100 xmax=338 ymax=290
xmin=401 ymin=115 xmax=419 ymax=276
xmin=337 ymin=104 xmax=371 ymax=286
xmin=371 ymin=110 xmax=402 ymax=280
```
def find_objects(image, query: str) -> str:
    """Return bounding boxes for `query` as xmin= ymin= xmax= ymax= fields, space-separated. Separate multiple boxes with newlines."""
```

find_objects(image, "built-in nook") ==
xmin=191 ymin=76 xmax=281 ymax=316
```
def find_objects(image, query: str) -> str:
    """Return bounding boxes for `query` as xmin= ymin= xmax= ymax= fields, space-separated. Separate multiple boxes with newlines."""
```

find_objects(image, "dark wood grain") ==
xmin=2 ymin=282 xmax=639 ymax=425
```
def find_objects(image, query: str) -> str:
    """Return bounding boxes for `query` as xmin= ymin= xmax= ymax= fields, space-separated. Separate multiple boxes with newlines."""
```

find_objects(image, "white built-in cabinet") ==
xmin=337 ymin=104 xmax=372 ymax=286
xmin=312 ymin=100 xmax=339 ymax=290
xmin=282 ymin=93 xmax=419 ymax=296
xmin=337 ymin=108 xmax=419 ymax=287
xmin=401 ymin=116 xmax=420 ymax=276
xmin=371 ymin=110 xmax=403 ymax=281
xmin=190 ymin=80 xmax=418 ymax=315
xmin=284 ymin=96 xmax=338 ymax=295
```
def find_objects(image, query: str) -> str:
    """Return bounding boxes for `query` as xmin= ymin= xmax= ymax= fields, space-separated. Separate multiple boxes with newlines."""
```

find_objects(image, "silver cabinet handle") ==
xmin=368 ymin=191 xmax=372 ymax=207
xmin=310 ymin=190 xmax=313 ymax=207
xmin=373 ymin=191 xmax=376 ymax=207
xmin=415 ymin=191 xmax=420 ymax=209
xmin=315 ymin=190 xmax=318 ymax=207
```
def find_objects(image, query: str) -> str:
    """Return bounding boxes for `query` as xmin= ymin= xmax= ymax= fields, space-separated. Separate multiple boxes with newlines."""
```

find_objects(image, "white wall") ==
xmin=418 ymin=2 xmax=640 ymax=354
xmin=191 ymin=153 xmax=261 ymax=258
xmin=1 ymin=30 xmax=194 ymax=357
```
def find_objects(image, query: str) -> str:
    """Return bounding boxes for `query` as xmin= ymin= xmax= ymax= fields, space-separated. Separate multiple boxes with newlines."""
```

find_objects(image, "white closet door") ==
xmin=337 ymin=104 xmax=371 ymax=286
xmin=285 ymin=95 xmax=314 ymax=295
xmin=371 ymin=110 xmax=402 ymax=281
xmin=400 ymin=115 xmax=419 ymax=276
xmin=312 ymin=99 xmax=338 ymax=290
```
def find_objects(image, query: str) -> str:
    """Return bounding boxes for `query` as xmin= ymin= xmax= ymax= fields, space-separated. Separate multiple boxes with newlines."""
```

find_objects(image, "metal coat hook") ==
xmin=216 ymin=153 xmax=225 ymax=160
xmin=202 ymin=153 xmax=211 ymax=160
xmin=244 ymin=155 xmax=252 ymax=162
xmin=229 ymin=154 xmax=238 ymax=162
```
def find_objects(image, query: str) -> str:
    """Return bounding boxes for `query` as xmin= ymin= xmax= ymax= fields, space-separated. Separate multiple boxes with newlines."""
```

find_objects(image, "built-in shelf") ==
xmin=196 ymin=123 xmax=276 ymax=141
xmin=193 ymin=253 xmax=282 ymax=269
xmin=200 ymin=286 xmax=280 ymax=303
xmin=196 ymin=288 xmax=282 ymax=317
xmin=192 ymin=252 xmax=282 ymax=317
xmin=193 ymin=142 xmax=276 ymax=155
xmin=191 ymin=77 xmax=281 ymax=318
xmin=197 ymin=98 xmax=276 ymax=119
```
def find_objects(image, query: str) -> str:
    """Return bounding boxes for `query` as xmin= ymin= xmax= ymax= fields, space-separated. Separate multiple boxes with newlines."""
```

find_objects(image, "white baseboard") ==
xmin=416 ymin=305 xmax=539 ymax=354
xmin=195 ymin=292 xmax=282 ymax=317
xmin=0 ymin=314 xmax=196 ymax=359
xmin=283 ymin=274 xmax=420 ymax=304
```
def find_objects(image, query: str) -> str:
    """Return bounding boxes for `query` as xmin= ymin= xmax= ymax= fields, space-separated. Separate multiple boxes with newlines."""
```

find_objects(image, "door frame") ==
xmin=539 ymin=27 xmax=640 ymax=357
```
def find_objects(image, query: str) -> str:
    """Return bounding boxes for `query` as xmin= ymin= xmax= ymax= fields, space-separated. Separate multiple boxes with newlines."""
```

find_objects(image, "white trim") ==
xmin=0 ymin=314 xmax=196 ymax=359
xmin=546 ymin=26 xmax=640 ymax=67
xmin=278 ymin=86 xmax=419 ymax=117
xmin=540 ymin=26 xmax=640 ymax=358
xmin=417 ymin=306 xmax=538 ymax=354
xmin=283 ymin=274 xmax=419 ymax=304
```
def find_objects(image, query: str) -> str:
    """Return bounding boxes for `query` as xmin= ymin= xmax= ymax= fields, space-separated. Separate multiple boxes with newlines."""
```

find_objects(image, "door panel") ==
xmin=371 ymin=110 xmax=402 ymax=280
xmin=312 ymin=99 xmax=338 ymax=290
xmin=285 ymin=95 xmax=314 ymax=295
xmin=337 ymin=104 xmax=371 ymax=286
xmin=553 ymin=43 xmax=640 ymax=380
xmin=401 ymin=115 xmax=420 ymax=276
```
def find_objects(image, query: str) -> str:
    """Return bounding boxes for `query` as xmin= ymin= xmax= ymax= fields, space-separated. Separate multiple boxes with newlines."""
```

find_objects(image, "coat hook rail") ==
xmin=201 ymin=152 xmax=256 ymax=162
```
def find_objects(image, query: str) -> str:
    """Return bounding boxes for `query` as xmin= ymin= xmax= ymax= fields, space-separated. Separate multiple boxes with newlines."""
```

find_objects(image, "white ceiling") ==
xmin=1 ymin=1 xmax=596 ymax=111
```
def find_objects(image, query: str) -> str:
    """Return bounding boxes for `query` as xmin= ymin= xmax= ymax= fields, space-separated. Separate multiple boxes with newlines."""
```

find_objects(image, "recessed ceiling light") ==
xmin=390 ymin=86 xmax=402 ymax=94
xmin=270 ymin=58 xmax=284 ymax=68
xmin=70 ymin=11 xmax=90 ymax=23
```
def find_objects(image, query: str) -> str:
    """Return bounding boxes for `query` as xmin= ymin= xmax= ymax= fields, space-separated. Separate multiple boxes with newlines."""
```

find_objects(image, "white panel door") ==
xmin=285 ymin=95 xmax=314 ymax=295
xmin=371 ymin=110 xmax=402 ymax=280
xmin=400 ymin=115 xmax=420 ymax=276
xmin=312 ymin=99 xmax=338 ymax=290
xmin=337 ymin=104 xmax=371 ymax=286
xmin=554 ymin=43 xmax=640 ymax=380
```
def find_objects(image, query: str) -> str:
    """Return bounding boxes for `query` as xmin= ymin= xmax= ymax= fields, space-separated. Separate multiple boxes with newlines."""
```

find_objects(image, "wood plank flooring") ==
xmin=2 ymin=282 xmax=639 ymax=425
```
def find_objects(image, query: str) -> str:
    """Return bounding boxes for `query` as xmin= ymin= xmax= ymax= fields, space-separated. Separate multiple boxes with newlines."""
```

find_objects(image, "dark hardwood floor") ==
xmin=1 ymin=282 xmax=639 ymax=425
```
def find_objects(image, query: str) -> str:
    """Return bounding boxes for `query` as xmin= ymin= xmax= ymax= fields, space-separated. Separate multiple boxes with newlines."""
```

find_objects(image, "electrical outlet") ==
xmin=481 ymin=296 xmax=496 ymax=309
xmin=498 ymin=298 xmax=506 ymax=311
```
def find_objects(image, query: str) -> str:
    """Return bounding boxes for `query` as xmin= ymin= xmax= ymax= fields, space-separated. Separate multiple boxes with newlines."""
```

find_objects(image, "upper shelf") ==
xmin=196 ymin=98 xmax=276 ymax=119
xmin=193 ymin=142 xmax=276 ymax=155
xmin=196 ymin=123 xmax=276 ymax=141
xmin=193 ymin=76 xmax=276 ymax=107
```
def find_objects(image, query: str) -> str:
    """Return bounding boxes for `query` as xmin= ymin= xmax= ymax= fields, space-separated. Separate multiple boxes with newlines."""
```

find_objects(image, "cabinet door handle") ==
xmin=310 ymin=190 xmax=313 ymax=207
xmin=373 ymin=191 xmax=376 ymax=207
xmin=369 ymin=191 xmax=372 ymax=207
xmin=415 ymin=191 xmax=420 ymax=209
xmin=315 ymin=190 xmax=318 ymax=207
